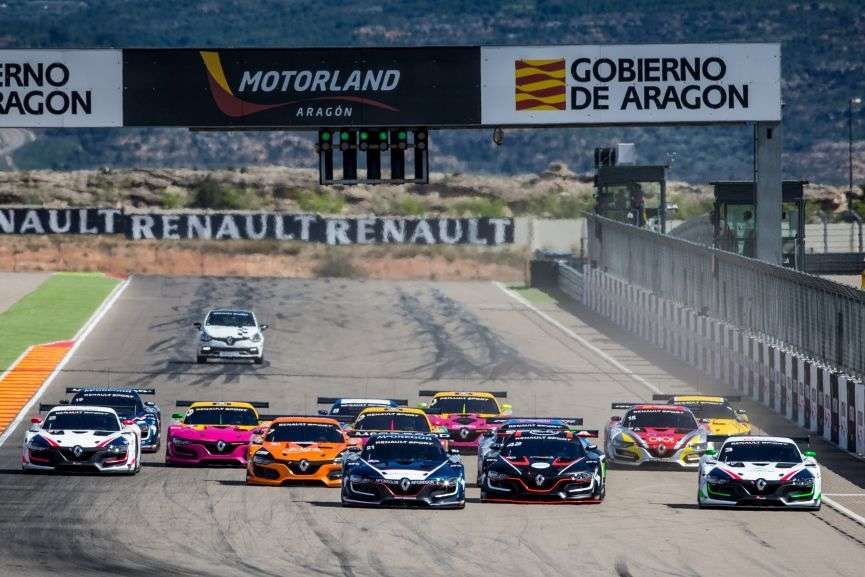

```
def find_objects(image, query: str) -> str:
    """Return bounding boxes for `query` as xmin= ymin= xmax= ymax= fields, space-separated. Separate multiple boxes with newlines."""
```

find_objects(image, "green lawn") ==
xmin=0 ymin=273 xmax=120 ymax=373
xmin=507 ymin=284 xmax=557 ymax=305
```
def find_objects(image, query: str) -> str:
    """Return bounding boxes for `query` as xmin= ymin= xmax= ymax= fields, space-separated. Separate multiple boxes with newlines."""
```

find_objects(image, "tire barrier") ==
xmin=569 ymin=264 xmax=865 ymax=459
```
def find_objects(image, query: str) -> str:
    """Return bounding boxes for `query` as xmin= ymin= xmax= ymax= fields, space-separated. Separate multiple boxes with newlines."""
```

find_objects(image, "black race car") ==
xmin=480 ymin=430 xmax=606 ymax=504
xmin=41 ymin=387 xmax=161 ymax=452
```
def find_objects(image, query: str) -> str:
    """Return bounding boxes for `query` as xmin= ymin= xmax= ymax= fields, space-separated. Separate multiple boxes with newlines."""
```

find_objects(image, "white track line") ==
xmin=0 ymin=275 xmax=131 ymax=448
xmin=823 ymin=496 xmax=865 ymax=527
xmin=494 ymin=283 xmax=865 ymax=528
xmin=493 ymin=282 xmax=660 ymax=394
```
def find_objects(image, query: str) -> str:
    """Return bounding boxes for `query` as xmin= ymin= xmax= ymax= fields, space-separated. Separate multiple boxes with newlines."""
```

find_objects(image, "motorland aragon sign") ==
xmin=0 ymin=50 xmax=122 ymax=127
xmin=481 ymin=44 xmax=780 ymax=125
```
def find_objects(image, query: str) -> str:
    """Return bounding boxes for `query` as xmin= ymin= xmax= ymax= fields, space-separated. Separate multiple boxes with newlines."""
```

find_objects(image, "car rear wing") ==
xmin=575 ymin=429 xmax=600 ymax=438
xmin=316 ymin=397 xmax=408 ymax=406
xmin=611 ymin=402 xmax=638 ymax=410
xmin=652 ymin=394 xmax=741 ymax=402
xmin=418 ymin=390 xmax=507 ymax=398
xmin=706 ymin=434 xmax=810 ymax=445
xmin=257 ymin=414 xmax=350 ymax=422
xmin=39 ymin=403 xmax=63 ymax=412
xmin=486 ymin=416 xmax=583 ymax=426
xmin=66 ymin=387 xmax=156 ymax=395
xmin=175 ymin=400 xmax=269 ymax=408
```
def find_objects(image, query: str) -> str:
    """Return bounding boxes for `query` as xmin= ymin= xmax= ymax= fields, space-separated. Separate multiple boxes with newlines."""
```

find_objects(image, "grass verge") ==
xmin=507 ymin=284 xmax=557 ymax=305
xmin=0 ymin=272 xmax=119 ymax=372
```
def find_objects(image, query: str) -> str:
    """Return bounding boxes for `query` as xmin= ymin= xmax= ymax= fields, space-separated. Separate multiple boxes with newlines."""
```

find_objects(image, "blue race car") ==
xmin=341 ymin=432 xmax=465 ymax=508
xmin=52 ymin=387 xmax=161 ymax=452
xmin=317 ymin=397 xmax=408 ymax=424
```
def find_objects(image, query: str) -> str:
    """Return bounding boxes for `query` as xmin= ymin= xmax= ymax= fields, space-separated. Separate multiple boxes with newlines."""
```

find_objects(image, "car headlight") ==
xmin=612 ymin=435 xmax=635 ymax=448
xmin=791 ymin=469 xmax=815 ymax=487
xmin=437 ymin=478 xmax=457 ymax=487
xmin=252 ymin=450 xmax=274 ymax=465
xmin=27 ymin=435 xmax=52 ymax=451
xmin=706 ymin=469 xmax=732 ymax=485
xmin=486 ymin=470 xmax=508 ymax=481
xmin=172 ymin=437 xmax=192 ymax=446
xmin=200 ymin=332 xmax=212 ymax=342
xmin=106 ymin=437 xmax=129 ymax=453
xmin=569 ymin=471 xmax=592 ymax=481
xmin=349 ymin=474 xmax=375 ymax=484
xmin=251 ymin=332 xmax=262 ymax=342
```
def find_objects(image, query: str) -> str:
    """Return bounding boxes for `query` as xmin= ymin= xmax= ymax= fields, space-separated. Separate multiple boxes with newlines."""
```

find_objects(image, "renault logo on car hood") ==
xmin=399 ymin=477 xmax=412 ymax=491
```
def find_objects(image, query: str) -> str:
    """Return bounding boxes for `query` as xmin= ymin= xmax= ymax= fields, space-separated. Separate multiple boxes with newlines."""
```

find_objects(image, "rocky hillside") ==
xmin=0 ymin=1 xmax=864 ymax=184
xmin=0 ymin=164 xmax=852 ymax=222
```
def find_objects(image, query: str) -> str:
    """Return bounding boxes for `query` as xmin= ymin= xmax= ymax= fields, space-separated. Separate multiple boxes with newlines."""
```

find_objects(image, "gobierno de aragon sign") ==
xmin=0 ymin=44 xmax=779 ymax=128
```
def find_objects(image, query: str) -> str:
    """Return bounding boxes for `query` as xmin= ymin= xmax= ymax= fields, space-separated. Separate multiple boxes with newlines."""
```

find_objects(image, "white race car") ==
xmin=698 ymin=435 xmax=821 ymax=510
xmin=195 ymin=308 xmax=268 ymax=364
xmin=22 ymin=405 xmax=142 ymax=474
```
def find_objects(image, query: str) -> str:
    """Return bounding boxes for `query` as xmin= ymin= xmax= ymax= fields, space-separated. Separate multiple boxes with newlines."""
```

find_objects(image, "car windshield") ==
xmin=354 ymin=413 xmax=430 ymax=432
xmin=72 ymin=393 xmax=141 ymax=419
xmin=625 ymin=409 xmax=697 ymax=430
xmin=681 ymin=403 xmax=737 ymax=420
xmin=184 ymin=407 xmax=258 ymax=426
xmin=207 ymin=311 xmax=255 ymax=327
xmin=363 ymin=438 xmax=445 ymax=462
xmin=719 ymin=441 xmax=802 ymax=463
xmin=501 ymin=437 xmax=585 ymax=459
xmin=266 ymin=423 xmax=344 ymax=443
xmin=331 ymin=403 xmax=390 ymax=418
xmin=427 ymin=396 xmax=499 ymax=414
xmin=45 ymin=410 xmax=120 ymax=432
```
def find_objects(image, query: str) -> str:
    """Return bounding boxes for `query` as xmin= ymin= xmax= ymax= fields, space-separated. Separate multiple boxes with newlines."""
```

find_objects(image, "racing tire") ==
xmin=196 ymin=355 xmax=207 ymax=364
xmin=593 ymin=480 xmax=606 ymax=501
xmin=254 ymin=355 xmax=263 ymax=365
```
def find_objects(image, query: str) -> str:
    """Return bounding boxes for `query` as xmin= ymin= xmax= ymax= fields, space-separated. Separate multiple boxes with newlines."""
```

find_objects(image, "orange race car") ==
xmin=246 ymin=416 xmax=352 ymax=487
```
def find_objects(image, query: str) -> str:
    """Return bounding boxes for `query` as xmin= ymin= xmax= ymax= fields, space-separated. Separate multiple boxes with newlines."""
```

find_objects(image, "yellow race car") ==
xmin=653 ymin=395 xmax=751 ymax=438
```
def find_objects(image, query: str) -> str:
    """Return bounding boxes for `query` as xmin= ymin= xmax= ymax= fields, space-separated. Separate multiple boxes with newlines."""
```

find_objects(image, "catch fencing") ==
xmin=563 ymin=214 xmax=865 ymax=458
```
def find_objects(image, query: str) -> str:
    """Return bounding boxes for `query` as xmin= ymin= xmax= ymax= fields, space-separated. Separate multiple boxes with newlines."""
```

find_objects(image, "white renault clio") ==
xmin=195 ymin=309 xmax=268 ymax=364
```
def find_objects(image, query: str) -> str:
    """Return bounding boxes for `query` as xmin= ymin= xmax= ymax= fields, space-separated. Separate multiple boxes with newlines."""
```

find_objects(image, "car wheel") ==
xmin=254 ymin=355 xmax=263 ymax=365
xmin=196 ymin=355 xmax=206 ymax=364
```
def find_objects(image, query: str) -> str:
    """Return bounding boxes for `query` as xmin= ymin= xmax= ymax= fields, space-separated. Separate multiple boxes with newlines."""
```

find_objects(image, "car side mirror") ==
xmin=482 ymin=430 xmax=495 ymax=438
xmin=171 ymin=412 xmax=184 ymax=420
xmin=699 ymin=418 xmax=710 ymax=424
xmin=145 ymin=401 xmax=155 ymax=407
xmin=448 ymin=448 xmax=460 ymax=455
xmin=251 ymin=428 xmax=264 ymax=435
xmin=501 ymin=403 xmax=512 ymax=415
xmin=260 ymin=324 xmax=269 ymax=331
xmin=803 ymin=450 xmax=816 ymax=458
xmin=611 ymin=416 xmax=622 ymax=422
xmin=418 ymin=402 xmax=428 ymax=409
xmin=30 ymin=417 xmax=42 ymax=424
xmin=318 ymin=409 xmax=328 ymax=416
xmin=585 ymin=443 xmax=598 ymax=452
xmin=59 ymin=400 xmax=70 ymax=405
xmin=194 ymin=322 xmax=202 ymax=329
xmin=122 ymin=418 xmax=136 ymax=426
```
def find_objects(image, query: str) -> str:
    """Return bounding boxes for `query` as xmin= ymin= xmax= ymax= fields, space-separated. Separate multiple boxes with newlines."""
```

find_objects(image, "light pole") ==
xmin=849 ymin=97 xmax=861 ymax=212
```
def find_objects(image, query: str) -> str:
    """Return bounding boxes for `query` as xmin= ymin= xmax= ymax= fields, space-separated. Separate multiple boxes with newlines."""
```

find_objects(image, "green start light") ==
xmin=341 ymin=131 xmax=350 ymax=142
xmin=379 ymin=131 xmax=388 ymax=141
xmin=397 ymin=131 xmax=407 ymax=140
xmin=321 ymin=132 xmax=331 ymax=142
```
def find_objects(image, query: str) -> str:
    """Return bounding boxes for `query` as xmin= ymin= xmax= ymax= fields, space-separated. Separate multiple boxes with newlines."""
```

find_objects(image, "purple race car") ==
xmin=165 ymin=400 xmax=270 ymax=466
xmin=419 ymin=390 xmax=511 ymax=451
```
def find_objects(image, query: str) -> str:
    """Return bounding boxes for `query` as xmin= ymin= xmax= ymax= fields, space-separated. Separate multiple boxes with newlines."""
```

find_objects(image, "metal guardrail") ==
xmin=587 ymin=214 xmax=865 ymax=378
xmin=558 ymin=263 xmax=583 ymax=302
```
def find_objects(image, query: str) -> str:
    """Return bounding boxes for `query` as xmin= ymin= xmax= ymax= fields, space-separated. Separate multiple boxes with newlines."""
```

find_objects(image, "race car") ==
xmin=42 ymin=387 xmax=162 ymax=452
xmin=22 ymin=405 xmax=141 ymax=474
xmin=341 ymin=432 xmax=465 ymax=508
xmin=605 ymin=403 xmax=707 ymax=468
xmin=480 ymin=429 xmax=606 ymax=504
xmin=343 ymin=407 xmax=448 ymax=447
xmin=165 ymin=401 xmax=269 ymax=466
xmin=698 ymin=435 xmax=821 ymax=510
xmin=419 ymin=390 xmax=512 ymax=451
xmin=477 ymin=417 xmax=584 ymax=480
xmin=246 ymin=417 xmax=352 ymax=487
xmin=317 ymin=397 xmax=408 ymax=423
xmin=194 ymin=308 xmax=268 ymax=364
xmin=653 ymin=394 xmax=751 ymax=441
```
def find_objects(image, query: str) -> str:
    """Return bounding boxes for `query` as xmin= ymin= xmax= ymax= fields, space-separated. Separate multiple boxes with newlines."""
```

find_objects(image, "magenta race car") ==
xmin=165 ymin=400 xmax=270 ymax=466
xmin=419 ymin=390 xmax=511 ymax=451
